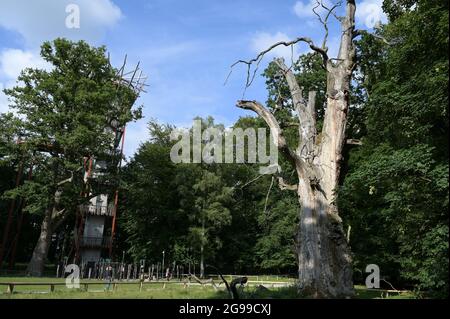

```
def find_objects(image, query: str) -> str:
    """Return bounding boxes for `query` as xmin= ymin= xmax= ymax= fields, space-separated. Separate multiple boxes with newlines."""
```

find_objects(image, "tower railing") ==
xmin=79 ymin=203 xmax=114 ymax=216
xmin=79 ymin=236 xmax=112 ymax=248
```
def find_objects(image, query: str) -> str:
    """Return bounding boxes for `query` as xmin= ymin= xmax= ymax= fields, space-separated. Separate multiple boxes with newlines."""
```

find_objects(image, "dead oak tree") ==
xmin=232 ymin=0 xmax=364 ymax=298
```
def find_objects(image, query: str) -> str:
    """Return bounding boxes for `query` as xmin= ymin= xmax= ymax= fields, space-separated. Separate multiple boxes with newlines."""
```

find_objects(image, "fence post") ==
xmin=7 ymin=284 xmax=14 ymax=294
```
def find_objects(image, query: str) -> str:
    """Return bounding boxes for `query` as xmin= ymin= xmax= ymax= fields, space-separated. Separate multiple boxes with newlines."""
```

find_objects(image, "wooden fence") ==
xmin=0 ymin=279 xmax=293 ymax=294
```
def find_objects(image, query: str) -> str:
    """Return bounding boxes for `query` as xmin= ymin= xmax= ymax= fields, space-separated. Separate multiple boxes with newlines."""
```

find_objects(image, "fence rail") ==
xmin=0 ymin=279 xmax=293 ymax=294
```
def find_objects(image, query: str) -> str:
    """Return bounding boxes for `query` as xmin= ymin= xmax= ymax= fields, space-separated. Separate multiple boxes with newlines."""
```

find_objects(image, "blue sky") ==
xmin=0 ymin=0 xmax=385 ymax=158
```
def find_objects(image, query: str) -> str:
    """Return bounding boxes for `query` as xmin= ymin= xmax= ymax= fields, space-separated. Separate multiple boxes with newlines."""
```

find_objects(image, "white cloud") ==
xmin=293 ymin=0 xmax=316 ymax=18
xmin=0 ymin=48 xmax=51 ymax=113
xmin=293 ymin=0 xmax=333 ymax=19
xmin=355 ymin=0 xmax=387 ymax=28
xmin=0 ymin=0 xmax=121 ymax=111
xmin=0 ymin=0 xmax=122 ymax=46
xmin=0 ymin=82 xmax=9 ymax=114
xmin=0 ymin=49 xmax=50 ymax=79
xmin=294 ymin=0 xmax=387 ymax=28
xmin=251 ymin=32 xmax=303 ymax=62
xmin=83 ymin=0 xmax=122 ymax=27
xmin=122 ymin=120 xmax=147 ymax=160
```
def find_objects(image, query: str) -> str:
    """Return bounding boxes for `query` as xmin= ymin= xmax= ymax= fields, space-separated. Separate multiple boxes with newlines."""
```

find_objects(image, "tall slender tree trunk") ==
xmin=200 ymin=218 xmax=205 ymax=278
xmin=27 ymin=186 xmax=67 ymax=276
xmin=27 ymin=209 xmax=53 ymax=276
xmin=200 ymin=246 xmax=204 ymax=278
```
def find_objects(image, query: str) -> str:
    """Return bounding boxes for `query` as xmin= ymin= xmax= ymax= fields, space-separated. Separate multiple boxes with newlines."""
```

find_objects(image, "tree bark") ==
xmin=26 ymin=209 xmax=53 ymax=276
xmin=27 ymin=185 xmax=68 ymax=276
xmin=200 ymin=218 xmax=205 ymax=278
xmin=296 ymin=170 xmax=353 ymax=298
xmin=235 ymin=0 xmax=357 ymax=298
xmin=200 ymin=248 xmax=205 ymax=279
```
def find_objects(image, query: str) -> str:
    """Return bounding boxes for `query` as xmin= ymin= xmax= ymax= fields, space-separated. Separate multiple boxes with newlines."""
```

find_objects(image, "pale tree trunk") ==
xmin=295 ymin=66 xmax=355 ymax=297
xmin=235 ymin=0 xmax=357 ymax=298
xmin=200 ymin=218 xmax=205 ymax=278
xmin=27 ymin=187 xmax=68 ymax=276
xmin=200 ymin=246 xmax=205 ymax=279
xmin=27 ymin=209 xmax=53 ymax=276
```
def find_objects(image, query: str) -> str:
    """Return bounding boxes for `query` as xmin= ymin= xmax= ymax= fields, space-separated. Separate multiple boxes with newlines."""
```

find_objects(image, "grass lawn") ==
xmin=0 ymin=277 xmax=415 ymax=299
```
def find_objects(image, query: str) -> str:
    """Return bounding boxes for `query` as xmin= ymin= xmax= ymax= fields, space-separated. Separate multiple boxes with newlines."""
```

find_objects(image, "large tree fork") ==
xmin=231 ymin=0 xmax=362 ymax=298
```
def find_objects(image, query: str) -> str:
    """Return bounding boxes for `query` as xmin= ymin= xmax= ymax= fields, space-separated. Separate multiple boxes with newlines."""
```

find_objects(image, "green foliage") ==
xmin=340 ymin=0 xmax=448 ymax=297
xmin=2 ymin=38 xmax=141 ymax=213
xmin=254 ymin=195 xmax=298 ymax=270
xmin=0 ymin=38 xmax=141 ymax=265
xmin=118 ymin=122 xmax=179 ymax=261
xmin=120 ymin=117 xmax=298 ymax=274
xmin=5 ymin=39 xmax=139 ymax=159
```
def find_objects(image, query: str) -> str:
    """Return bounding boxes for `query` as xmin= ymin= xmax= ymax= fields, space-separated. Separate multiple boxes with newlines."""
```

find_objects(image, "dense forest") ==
xmin=0 ymin=0 xmax=448 ymax=298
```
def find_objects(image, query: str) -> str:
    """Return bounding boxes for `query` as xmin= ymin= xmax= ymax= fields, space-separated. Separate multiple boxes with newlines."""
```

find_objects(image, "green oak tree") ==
xmin=2 ymin=38 xmax=142 ymax=276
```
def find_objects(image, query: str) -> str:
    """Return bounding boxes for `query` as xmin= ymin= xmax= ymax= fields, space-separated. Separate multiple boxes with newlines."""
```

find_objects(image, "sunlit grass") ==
xmin=0 ymin=277 xmax=414 ymax=299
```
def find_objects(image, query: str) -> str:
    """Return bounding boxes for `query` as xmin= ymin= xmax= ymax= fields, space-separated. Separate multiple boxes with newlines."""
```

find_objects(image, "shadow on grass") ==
xmin=207 ymin=285 xmax=300 ymax=299
xmin=207 ymin=285 xmax=415 ymax=299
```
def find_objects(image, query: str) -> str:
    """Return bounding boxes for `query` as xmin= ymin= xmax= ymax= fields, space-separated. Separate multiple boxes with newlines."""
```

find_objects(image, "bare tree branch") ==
xmin=273 ymin=58 xmax=317 ymax=161
xmin=313 ymin=0 xmax=343 ymax=50
xmin=226 ymin=36 xmax=329 ymax=91
xmin=236 ymin=99 xmax=317 ymax=185
xmin=236 ymin=100 xmax=298 ymax=167
xmin=57 ymin=175 xmax=73 ymax=186
xmin=353 ymin=29 xmax=395 ymax=45
xmin=51 ymin=208 xmax=65 ymax=220
xmin=321 ymin=0 xmax=343 ymax=22
xmin=239 ymin=174 xmax=264 ymax=189
xmin=56 ymin=166 xmax=83 ymax=186
xmin=277 ymin=176 xmax=298 ymax=191
xmin=346 ymin=138 xmax=362 ymax=145
xmin=263 ymin=176 xmax=275 ymax=216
